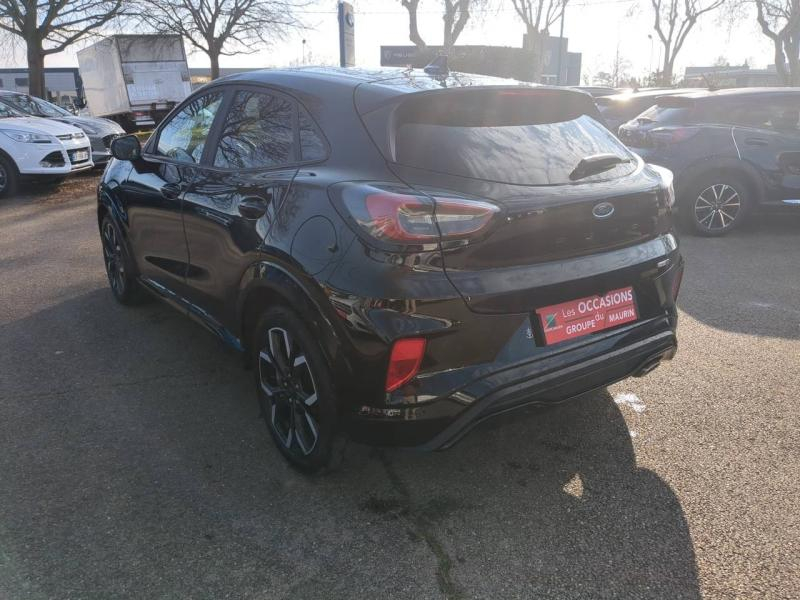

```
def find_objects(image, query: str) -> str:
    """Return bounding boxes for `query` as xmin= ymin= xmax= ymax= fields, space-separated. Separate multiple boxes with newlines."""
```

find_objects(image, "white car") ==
xmin=0 ymin=102 xmax=94 ymax=197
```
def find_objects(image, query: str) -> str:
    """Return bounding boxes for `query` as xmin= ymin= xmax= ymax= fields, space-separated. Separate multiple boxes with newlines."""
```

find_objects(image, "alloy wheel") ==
xmin=258 ymin=327 xmax=320 ymax=456
xmin=101 ymin=221 xmax=126 ymax=295
xmin=694 ymin=183 xmax=741 ymax=232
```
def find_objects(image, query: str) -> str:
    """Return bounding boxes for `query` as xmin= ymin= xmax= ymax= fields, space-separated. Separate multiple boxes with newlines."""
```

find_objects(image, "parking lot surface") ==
xmin=1 ymin=176 xmax=798 ymax=599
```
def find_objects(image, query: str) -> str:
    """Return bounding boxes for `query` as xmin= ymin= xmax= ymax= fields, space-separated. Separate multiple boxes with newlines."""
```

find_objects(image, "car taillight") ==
xmin=385 ymin=338 xmax=426 ymax=392
xmin=647 ymin=127 xmax=698 ymax=147
xmin=333 ymin=183 xmax=498 ymax=244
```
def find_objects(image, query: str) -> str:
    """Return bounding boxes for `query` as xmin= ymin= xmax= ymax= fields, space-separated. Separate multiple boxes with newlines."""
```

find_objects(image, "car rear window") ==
xmin=392 ymin=91 xmax=635 ymax=185
xmin=636 ymin=103 xmax=694 ymax=124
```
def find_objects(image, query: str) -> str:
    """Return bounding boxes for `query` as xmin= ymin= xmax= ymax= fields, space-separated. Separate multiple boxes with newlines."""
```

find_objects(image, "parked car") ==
xmin=99 ymin=67 xmax=683 ymax=471
xmin=0 ymin=102 xmax=93 ymax=197
xmin=597 ymin=88 xmax=697 ymax=133
xmin=618 ymin=88 xmax=800 ymax=235
xmin=0 ymin=90 xmax=125 ymax=166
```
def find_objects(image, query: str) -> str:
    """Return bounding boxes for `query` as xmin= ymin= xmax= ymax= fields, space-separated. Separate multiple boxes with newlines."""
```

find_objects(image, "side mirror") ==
xmin=110 ymin=134 xmax=142 ymax=161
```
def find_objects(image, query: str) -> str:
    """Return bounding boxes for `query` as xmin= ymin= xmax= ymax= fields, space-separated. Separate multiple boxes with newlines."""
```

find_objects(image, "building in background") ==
xmin=683 ymin=64 xmax=782 ymax=87
xmin=380 ymin=36 xmax=581 ymax=85
xmin=0 ymin=68 xmax=83 ymax=108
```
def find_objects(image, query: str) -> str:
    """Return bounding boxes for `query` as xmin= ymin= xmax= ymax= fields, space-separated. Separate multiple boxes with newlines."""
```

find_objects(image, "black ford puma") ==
xmin=99 ymin=67 xmax=683 ymax=472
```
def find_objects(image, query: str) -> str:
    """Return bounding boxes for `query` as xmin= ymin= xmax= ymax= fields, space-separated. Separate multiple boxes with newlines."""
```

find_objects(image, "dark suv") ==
xmin=618 ymin=88 xmax=800 ymax=235
xmin=100 ymin=68 xmax=683 ymax=471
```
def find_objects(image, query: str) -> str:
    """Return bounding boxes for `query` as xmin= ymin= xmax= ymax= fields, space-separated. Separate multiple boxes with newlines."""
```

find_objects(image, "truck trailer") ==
xmin=77 ymin=35 xmax=191 ymax=131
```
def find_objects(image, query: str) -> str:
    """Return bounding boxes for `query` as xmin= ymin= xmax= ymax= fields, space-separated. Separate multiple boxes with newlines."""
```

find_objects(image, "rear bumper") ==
xmin=347 ymin=311 xmax=678 ymax=450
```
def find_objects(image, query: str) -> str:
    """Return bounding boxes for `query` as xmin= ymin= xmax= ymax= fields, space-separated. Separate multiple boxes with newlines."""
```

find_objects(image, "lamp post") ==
xmin=556 ymin=1 xmax=566 ymax=85
xmin=302 ymin=39 xmax=307 ymax=65
xmin=648 ymin=34 xmax=653 ymax=78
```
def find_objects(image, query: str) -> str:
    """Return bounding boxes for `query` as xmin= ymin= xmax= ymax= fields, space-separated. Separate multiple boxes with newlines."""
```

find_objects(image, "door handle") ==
xmin=238 ymin=197 xmax=268 ymax=219
xmin=161 ymin=183 xmax=182 ymax=200
xmin=745 ymin=137 xmax=769 ymax=147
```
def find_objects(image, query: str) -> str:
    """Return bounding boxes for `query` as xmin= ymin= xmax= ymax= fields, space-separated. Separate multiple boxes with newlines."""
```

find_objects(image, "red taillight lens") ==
xmin=337 ymin=183 xmax=498 ymax=244
xmin=385 ymin=338 xmax=426 ymax=392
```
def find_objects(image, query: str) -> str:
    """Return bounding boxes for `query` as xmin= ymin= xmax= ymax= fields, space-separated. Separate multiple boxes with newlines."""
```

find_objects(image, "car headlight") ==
xmin=0 ymin=129 xmax=54 ymax=143
xmin=650 ymin=164 xmax=675 ymax=208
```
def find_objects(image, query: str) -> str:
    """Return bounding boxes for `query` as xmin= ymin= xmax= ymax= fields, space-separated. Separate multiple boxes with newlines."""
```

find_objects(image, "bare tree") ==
xmin=649 ymin=0 xmax=726 ymax=84
xmin=754 ymin=0 xmax=799 ymax=85
xmin=443 ymin=0 xmax=470 ymax=51
xmin=400 ymin=0 xmax=426 ymax=49
xmin=400 ymin=0 xmax=486 ymax=53
xmin=136 ymin=0 xmax=303 ymax=79
xmin=509 ymin=0 xmax=568 ymax=81
xmin=0 ymin=0 xmax=125 ymax=98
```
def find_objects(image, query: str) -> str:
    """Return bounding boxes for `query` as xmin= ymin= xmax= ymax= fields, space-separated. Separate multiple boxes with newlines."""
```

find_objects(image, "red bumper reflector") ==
xmin=385 ymin=338 xmax=426 ymax=392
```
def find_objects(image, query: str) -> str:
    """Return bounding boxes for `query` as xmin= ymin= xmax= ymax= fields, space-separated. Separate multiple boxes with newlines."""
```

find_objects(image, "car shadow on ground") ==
xmin=676 ymin=213 xmax=800 ymax=340
xmin=0 ymin=287 xmax=700 ymax=599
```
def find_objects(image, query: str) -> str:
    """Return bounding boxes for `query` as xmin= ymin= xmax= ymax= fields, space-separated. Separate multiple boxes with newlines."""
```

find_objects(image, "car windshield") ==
xmin=0 ymin=102 xmax=23 ymax=118
xmin=0 ymin=94 xmax=71 ymax=117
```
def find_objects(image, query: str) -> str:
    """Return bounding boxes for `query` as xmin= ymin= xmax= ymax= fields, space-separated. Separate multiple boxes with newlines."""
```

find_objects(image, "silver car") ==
xmin=0 ymin=90 xmax=125 ymax=166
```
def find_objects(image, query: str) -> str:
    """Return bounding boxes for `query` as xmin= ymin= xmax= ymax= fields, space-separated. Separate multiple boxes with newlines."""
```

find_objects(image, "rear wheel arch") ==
xmin=677 ymin=158 xmax=765 ymax=208
xmin=238 ymin=262 xmax=354 ymax=393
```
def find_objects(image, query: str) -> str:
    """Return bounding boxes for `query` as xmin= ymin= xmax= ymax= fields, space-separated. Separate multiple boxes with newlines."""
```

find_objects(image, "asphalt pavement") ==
xmin=1 ymin=175 xmax=798 ymax=599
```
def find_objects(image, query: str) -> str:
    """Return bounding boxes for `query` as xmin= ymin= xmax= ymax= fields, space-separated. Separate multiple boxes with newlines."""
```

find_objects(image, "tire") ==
xmin=0 ymin=154 xmax=19 ymax=198
xmin=681 ymin=173 xmax=751 ymax=237
xmin=253 ymin=306 xmax=343 ymax=473
xmin=100 ymin=214 xmax=148 ymax=305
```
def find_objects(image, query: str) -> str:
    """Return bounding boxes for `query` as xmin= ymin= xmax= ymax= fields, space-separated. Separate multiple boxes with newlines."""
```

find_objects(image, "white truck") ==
xmin=77 ymin=34 xmax=191 ymax=131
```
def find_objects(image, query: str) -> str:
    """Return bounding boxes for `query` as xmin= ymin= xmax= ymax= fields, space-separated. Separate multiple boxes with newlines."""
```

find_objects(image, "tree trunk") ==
xmin=525 ymin=27 xmax=545 ymax=82
xmin=26 ymin=37 xmax=46 ymax=99
xmin=406 ymin=1 xmax=426 ymax=50
xmin=661 ymin=49 xmax=674 ymax=85
xmin=773 ymin=39 xmax=789 ymax=85
xmin=209 ymin=51 xmax=220 ymax=80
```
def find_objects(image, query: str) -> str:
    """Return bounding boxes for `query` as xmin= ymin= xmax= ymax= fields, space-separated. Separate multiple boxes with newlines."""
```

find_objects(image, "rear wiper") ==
xmin=569 ymin=153 xmax=630 ymax=181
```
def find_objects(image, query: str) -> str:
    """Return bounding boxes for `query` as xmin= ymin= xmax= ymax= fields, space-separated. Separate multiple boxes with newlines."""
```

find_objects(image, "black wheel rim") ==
xmin=258 ymin=327 xmax=320 ymax=456
xmin=694 ymin=184 xmax=741 ymax=232
xmin=101 ymin=221 xmax=126 ymax=295
xmin=0 ymin=163 xmax=7 ymax=193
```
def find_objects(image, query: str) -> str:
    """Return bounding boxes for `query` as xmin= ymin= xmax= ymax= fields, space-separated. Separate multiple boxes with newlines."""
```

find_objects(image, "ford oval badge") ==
xmin=592 ymin=202 xmax=615 ymax=219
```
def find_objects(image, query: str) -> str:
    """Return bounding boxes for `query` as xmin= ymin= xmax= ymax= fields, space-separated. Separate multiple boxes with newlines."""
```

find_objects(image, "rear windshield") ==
xmin=393 ymin=91 xmax=635 ymax=185
xmin=636 ymin=104 xmax=693 ymax=124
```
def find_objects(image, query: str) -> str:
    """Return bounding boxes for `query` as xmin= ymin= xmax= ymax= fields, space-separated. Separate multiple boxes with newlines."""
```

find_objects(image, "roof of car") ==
xmin=601 ymin=88 xmax=698 ymax=102
xmin=667 ymin=87 xmax=800 ymax=100
xmin=208 ymin=66 xmax=581 ymax=98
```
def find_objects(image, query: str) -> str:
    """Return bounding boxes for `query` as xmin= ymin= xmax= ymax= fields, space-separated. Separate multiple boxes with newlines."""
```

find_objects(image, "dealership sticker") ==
xmin=536 ymin=286 xmax=638 ymax=345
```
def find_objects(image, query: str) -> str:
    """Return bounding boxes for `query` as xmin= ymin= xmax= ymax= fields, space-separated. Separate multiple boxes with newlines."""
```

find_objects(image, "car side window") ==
xmin=730 ymin=98 xmax=800 ymax=132
xmin=299 ymin=106 xmax=326 ymax=161
xmin=770 ymin=99 xmax=799 ymax=132
xmin=214 ymin=90 xmax=294 ymax=169
xmin=156 ymin=91 xmax=224 ymax=163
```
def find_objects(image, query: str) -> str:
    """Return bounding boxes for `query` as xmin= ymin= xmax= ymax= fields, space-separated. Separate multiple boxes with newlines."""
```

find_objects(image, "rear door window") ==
xmin=393 ymin=91 xmax=635 ymax=185
xmin=213 ymin=90 xmax=295 ymax=169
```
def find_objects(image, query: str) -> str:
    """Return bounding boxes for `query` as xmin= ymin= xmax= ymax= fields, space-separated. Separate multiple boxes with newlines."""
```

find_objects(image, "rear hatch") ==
xmin=355 ymin=84 xmax=673 ymax=314
xmin=617 ymin=96 xmax=697 ymax=147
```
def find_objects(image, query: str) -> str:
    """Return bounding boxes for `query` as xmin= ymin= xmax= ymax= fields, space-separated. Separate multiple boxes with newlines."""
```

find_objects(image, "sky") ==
xmin=1 ymin=0 xmax=776 ymax=83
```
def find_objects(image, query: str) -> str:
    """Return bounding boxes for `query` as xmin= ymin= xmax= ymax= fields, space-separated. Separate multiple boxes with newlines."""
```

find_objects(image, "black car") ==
xmin=619 ymin=88 xmax=800 ymax=235
xmin=596 ymin=89 xmax=697 ymax=133
xmin=99 ymin=67 xmax=683 ymax=471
